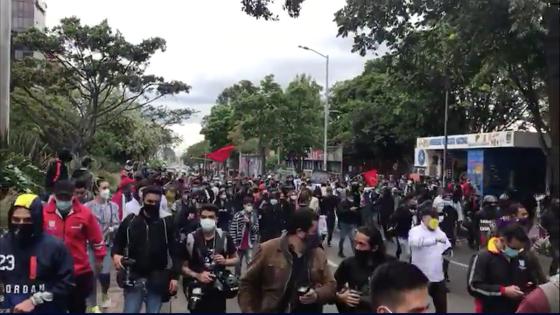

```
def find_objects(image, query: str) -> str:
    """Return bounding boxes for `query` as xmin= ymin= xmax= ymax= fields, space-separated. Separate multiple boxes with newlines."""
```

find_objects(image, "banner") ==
xmin=206 ymin=145 xmax=235 ymax=162
xmin=362 ymin=169 xmax=378 ymax=187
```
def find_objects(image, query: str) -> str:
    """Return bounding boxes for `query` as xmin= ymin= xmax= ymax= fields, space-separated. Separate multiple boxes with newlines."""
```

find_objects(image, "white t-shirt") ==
xmin=408 ymin=223 xmax=451 ymax=282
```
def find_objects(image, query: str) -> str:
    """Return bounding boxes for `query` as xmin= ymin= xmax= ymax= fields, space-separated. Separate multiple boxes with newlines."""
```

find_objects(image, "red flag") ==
xmin=362 ymin=169 xmax=378 ymax=187
xmin=206 ymin=144 xmax=235 ymax=162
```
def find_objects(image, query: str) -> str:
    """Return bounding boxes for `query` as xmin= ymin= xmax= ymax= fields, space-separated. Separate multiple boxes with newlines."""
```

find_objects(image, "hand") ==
xmin=213 ymin=254 xmax=226 ymax=265
xmin=503 ymin=285 xmax=524 ymax=299
xmin=169 ymin=279 xmax=178 ymax=294
xmin=337 ymin=289 xmax=360 ymax=308
xmin=436 ymin=237 xmax=447 ymax=244
xmin=197 ymin=271 xmax=215 ymax=284
xmin=113 ymin=254 xmax=124 ymax=270
xmin=187 ymin=213 xmax=195 ymax=220
xmin=243 ymin=216 xmax=251 ymax=223
xmin=13 ymin=299 xmax=35 ymax=313
xmin=299 ymin=288 xmax=318 ymax=305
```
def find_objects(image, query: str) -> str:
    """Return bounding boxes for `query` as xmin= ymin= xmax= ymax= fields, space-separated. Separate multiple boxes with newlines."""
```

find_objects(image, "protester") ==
xmin=229 ymin=196 xmax=259 ymax=276
xmin=74 ymin=179 xmax=94 ymax=204
xmin=71 ymin=156 xmax=95 ymax=192
xmin=85 ymin=178 xmax=120 ymax=312
xmin=516 ymin=273 xmax=559 ymax=313
xmin=369 ymin=261 xmax=430 ymax=313
xmin=334 ymin=225 xmax=393 ymax=313
xmin=112 ymin=185 xmax=179 ymax=313
xmin=43 ymin=180 xmax=106 ymax=313
xmin=259 ymin=191 xmax=286 ymax=242
xmin=112 ymin=176 xmax=135 ymax=221
xmin=408 ymin=207 xmax=451 ymax=313
xmin=215 ymin=188 xmax=234 ymax=231
xmin=181 ymin=204 xmax=239 ymax=313
xmin=389 ymin=197 xmax=415 ymax=261
xmin=337 ymin=190 xmax=360 ymax=258
xmin=320 ymin=186 xmax=339 ymax=247
xmin=44 ymin=149 xmax=72 ymax=200
xmin=467 ymin=223 xmax=541 ymax=313
xmin=0 ymin=194 xmax=74 ymax=313
xmin=238 ymin=209 xmax=336 ymax=313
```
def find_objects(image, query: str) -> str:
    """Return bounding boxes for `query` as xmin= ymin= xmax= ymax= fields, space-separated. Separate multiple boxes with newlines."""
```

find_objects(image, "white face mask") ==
xmin=270 ymin=199 xmax=278 ymax=205
xmin=244 ymin=205 xmax=253 ymax=212
xmin=200 ymin=218 xmax=216 ymax=232
xmin=220 ymin=194 xmax=227 ymax=199
xmin=290 ymin=195 xmax=297 ymax=201
xmin=100 ymin=189 xmax=111 ymax=200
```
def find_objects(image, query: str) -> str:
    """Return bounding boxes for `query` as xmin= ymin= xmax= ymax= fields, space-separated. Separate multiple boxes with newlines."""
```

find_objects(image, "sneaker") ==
xmin=88 ymin=306 xmax=102 ymax=313
xmin=101 ymin=294 xmax=112 ymax=309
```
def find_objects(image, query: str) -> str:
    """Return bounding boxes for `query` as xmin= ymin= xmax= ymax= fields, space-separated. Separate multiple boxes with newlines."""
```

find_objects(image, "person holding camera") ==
xmin=182 ymin=204 xmax=239 ymax=313
xmin=112 ymin=186 xmax=180 ymax=313
xmin=238 ymin=208 xmax=336 ymax=313
xmin=334 ymin=225 xmax=394 ymax=313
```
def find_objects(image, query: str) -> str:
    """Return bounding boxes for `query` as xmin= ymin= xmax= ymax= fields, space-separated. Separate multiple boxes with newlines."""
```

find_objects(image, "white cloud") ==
xmin=45 ymin=0 xmax=371 ymax=152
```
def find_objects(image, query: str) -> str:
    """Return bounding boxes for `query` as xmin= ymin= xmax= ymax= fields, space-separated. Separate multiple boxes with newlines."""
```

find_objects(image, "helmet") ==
xmin=482 ymin=195 xmax=498 ymax=205
xmin=216 ymin=270 xmax=239 ymax=299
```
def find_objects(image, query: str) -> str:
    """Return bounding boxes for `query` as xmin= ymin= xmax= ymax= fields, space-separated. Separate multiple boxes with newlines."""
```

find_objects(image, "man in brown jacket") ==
xmin=238 ymin=208 xmax=336 ymax=313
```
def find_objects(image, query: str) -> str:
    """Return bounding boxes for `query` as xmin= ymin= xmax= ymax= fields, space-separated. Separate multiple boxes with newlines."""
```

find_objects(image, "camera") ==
xmin=187 ymin=283 xmax=204 ymax=311
xmin=117 ymin=257 xmax=137 ymax=288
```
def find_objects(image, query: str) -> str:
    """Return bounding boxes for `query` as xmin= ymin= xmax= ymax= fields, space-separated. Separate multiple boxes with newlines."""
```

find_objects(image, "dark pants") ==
xmin=191 ymin=292 xmax=226 ymax=313
xmin=428 ymin=281 xmax=447 ymax=313
xmin=326 ymin=214 xmax=335 ymax=245
xmin=68 ymin=272 xmax=94 ymax=313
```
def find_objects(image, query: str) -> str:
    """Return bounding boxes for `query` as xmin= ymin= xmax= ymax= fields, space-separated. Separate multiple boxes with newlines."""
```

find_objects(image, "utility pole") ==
xmin=443 ymin=77 xmax=450 ymax=186
xmin=0 ymin=0 xmax=12 ymax=149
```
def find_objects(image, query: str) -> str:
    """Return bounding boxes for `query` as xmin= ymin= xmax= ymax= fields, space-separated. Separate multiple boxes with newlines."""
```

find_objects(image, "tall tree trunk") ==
xmin=545 ymin=5 xmax=559 ymax=198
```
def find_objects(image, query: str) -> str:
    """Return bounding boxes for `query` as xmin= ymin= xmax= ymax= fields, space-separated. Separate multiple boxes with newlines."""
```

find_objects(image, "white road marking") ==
xmin=449 ymin=259 xmax=469 ymax=269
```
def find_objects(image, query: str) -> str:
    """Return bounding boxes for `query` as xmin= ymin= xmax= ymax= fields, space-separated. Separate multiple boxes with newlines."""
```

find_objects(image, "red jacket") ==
xmin=43 ymin=198 xmax=106 ymax=276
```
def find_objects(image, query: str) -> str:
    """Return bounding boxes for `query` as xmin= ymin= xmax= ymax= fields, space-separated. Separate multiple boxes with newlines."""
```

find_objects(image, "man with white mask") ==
xmin=182 ymin=204 xmax=239 ymax=313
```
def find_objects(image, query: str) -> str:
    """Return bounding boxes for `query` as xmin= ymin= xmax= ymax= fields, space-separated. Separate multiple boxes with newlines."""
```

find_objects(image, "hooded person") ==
xmin=0 ymin=194 xmax=74 ymax=313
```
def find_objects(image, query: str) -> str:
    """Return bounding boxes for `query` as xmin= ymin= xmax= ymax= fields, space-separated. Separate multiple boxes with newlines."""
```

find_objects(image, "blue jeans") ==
xmin=338 ymin=222 xmax=356 ymax=254
xmin=123 ymin=279 xmax=163 ymax=313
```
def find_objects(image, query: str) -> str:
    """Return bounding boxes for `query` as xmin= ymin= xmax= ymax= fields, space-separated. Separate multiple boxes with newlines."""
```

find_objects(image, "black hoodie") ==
xmin=0 ymin=194 xmax=74 ymax=313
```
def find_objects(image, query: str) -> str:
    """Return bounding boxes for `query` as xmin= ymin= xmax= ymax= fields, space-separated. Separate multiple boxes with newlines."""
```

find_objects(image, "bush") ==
xmin=0 ymin=150 xmax=44 ymax=195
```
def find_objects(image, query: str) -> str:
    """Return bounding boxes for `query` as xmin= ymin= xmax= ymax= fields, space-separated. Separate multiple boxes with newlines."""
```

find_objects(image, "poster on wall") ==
xmin=467 ymin=150 xmax=484 ymax=195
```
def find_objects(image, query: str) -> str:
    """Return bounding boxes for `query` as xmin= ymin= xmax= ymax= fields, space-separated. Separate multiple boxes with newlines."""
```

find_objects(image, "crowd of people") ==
xmin=0 ymin=151 xmax=558 ymax=313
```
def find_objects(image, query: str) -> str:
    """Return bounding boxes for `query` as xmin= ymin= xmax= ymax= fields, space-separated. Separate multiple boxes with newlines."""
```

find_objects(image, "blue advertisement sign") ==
xmin=467 ymin=150 xmax=484 ymax=195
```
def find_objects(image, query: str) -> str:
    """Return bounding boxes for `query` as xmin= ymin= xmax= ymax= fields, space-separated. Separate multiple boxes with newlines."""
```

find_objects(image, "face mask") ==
xmin=270 ymin=199 xmax=278 ymax=206
xmin=244 ymin=205 xmax=253 ymax=212
xmin=143 ymin=204 xmax=159 ymax=217
xmin=503 ymin=245 xmax=520 ymax=258
xmin=355 ymin=250 xmax=372 ymax=263
xmin=56 ymin=199 xmax=72 ymax=214
xmin=427 ymin=218 xmax=439 ymax=230
xmin=220 ymin=194 xmax=227 ymax=200
xmin=290 ymin=195 xmax=297 ymax=201
xmin=182 ymin=194 xmax=190 ymax=201
xmin=11 ymin=223 xmax=34 ymax=245
xmin=100 ymin=189 xmax=111 ymax=200
xmin=200 ymin=218 xmax=216 ymax=232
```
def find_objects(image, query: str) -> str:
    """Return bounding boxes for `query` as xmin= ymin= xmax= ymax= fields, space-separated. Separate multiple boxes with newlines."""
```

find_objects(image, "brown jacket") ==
xmin=238 ymin=234 xmax=336 ymax=312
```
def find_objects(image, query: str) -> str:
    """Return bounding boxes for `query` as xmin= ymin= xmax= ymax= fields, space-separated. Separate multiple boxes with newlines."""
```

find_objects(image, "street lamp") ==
xmin=298 ymin=45 xmax=329 ymax=171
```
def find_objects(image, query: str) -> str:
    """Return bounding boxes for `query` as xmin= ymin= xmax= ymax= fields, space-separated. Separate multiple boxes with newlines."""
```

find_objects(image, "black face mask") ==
xmin=11 ymin=223 xmax=34 ymax=245
xmin=143 ymin=204 xmax=159 ymax=218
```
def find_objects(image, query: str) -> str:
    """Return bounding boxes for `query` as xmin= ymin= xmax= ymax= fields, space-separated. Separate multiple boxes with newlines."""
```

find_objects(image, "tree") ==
xmin=242 ymin=0 xmax=559 ymax=196
xmin=280 ymin=74 xmax=322 ymax=160
xmin=11 ymin=17 xmax=191 ymax=154
xmin=182 ymin=140 xmax=209 ymax=166
xmin=233 ymin=75 xmax=286 ymax=173
xmin=201 ymin=104 xmax=234 ymax=150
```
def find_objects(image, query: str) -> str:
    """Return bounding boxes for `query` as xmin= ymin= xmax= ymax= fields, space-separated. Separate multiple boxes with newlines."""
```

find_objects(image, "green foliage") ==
xmin=0 ymin=150 xmax=44 ymax=194
xmin=11 ymin=17 xmax=191 ymax=154
xmin=182 ymin=140 xmax=210 ymax=166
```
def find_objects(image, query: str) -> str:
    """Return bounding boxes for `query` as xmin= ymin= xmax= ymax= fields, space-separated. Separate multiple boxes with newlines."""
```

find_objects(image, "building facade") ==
xmin=11 ymin=0 xmax=46 ymax=59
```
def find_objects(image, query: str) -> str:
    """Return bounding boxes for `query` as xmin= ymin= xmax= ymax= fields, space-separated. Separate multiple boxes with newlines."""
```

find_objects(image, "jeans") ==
xmin=123 ymin=279 xmax=163 ymax=313
xmin=338 ymin=222 xmax=356 ymax=254
xmin=87 ymin=246 xmax=113 ymax=307
xmin=235 ymin=248 xmax=252 ymax=276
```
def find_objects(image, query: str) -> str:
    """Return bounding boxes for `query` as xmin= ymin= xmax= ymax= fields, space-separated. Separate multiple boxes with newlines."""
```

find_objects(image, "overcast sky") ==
xmin=45 ymin=0 xmax=372 ymax=153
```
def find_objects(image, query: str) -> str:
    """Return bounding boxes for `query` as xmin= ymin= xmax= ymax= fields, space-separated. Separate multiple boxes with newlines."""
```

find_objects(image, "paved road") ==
xmin=103 ymin=230 xmax=552 ymax=313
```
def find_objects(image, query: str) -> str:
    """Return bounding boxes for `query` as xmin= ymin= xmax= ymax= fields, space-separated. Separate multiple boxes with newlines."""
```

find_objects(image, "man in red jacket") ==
xmin=43 ymin=180 xmax=106 ymax=313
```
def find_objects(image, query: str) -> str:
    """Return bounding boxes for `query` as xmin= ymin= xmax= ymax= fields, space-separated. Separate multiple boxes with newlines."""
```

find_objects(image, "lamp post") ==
xmin=0 ymin=0 xmax=12 ymax=149
xmin=443 ymin=77 xmax=450 ymax=186
xmin=298 ymin=45 xmax=329 ymax=171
